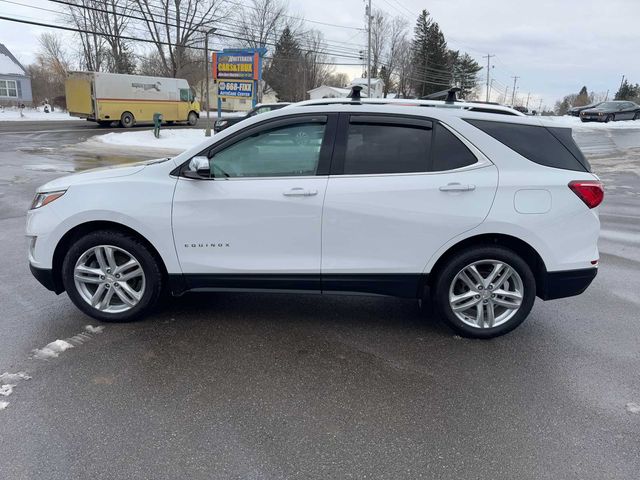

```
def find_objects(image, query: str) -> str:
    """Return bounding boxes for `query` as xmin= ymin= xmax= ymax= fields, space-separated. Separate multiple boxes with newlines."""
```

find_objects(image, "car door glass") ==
xmin=344 ymin=123 xmax=431 ymax=174
xmin=179 ymin=89 xmax=190 ymax=102
xmin=431 ymin=123 xmax=477 ymax=171
xmin=211 ymin=122 xmax=325 ymax=178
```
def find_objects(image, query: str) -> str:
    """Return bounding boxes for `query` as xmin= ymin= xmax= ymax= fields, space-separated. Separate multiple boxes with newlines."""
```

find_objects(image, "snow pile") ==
xmin=0 ymin=401 xmax=8 ymax=410
xmin=626 ymin=402 xmax=640 ymax=414
xmin=95 ymin=128 xmax=213 ymax=151
xmin=545 ymin=115 xmax=640 ymax=130
xmin=85 ymin=325 xmax=105 ymax=334
xmin=0 ymin=108 xmax=78 ymax=122
xmin=0 ymin=52 xmax=24 ymax=75
xmin=0 ymin=371 xmax=31 ymax=411
xmin=32 ymin=339 xmax=74 ymax=360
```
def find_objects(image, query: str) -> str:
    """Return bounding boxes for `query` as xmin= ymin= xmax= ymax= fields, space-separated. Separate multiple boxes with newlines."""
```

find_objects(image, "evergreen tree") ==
xmin=575 ymin=86 xmax=589 ymax=106
xmin=263 ymin=27 xmax=304 ymax=102
xmin=449 ymin=52 xmax=482 ymax=99
xmin=411 ymin=10 xmax=452 ymax=97
xmin=615 ymin=79 xmax=640 ymax=101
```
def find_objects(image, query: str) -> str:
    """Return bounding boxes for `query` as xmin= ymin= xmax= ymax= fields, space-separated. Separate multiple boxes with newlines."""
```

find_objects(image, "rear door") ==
xmin=321 ymin=113 xmax=498 ymax=295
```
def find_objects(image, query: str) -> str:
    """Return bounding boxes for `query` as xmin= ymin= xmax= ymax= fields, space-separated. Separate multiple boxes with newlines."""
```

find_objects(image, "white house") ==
xmin=0 ymin=43 xmax=32 ymax=106
xmin=307 ymin=85 xmax=351 ymax=100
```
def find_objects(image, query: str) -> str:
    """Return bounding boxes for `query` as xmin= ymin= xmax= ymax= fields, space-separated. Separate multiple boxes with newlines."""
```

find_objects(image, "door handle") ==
xmin=439 ymin=183 xmax=476 ymax=192
xmin=283 ymin=188 xmax=318 ymax=197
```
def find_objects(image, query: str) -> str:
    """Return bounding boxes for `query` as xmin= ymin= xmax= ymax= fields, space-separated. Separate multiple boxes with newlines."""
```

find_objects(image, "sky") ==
xmin=1 ymin=0 xmax=639 ymax=109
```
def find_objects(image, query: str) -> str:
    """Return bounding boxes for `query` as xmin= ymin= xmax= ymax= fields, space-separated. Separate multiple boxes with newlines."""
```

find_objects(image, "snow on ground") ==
xmin=544 ymin=115 xmax=640 ymax=130
xmin=95 ymin=127 xmax=213 ymax=151
xmin=0 ymin=108 xmax=77 ymax=122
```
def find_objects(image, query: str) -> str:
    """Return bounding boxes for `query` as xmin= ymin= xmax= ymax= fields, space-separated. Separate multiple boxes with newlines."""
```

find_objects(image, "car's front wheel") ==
xmin=62 ymin=230 xmax=163 ymax=322
xmin=187 ymin=111 xmax=198 ymax=126
xmin=432 ymin=246 xmax=536 ymax=338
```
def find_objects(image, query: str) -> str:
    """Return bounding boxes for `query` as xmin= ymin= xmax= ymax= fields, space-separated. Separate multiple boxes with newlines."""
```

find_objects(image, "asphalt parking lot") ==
xmin=0 ymin=121 xmax=639 ymax=479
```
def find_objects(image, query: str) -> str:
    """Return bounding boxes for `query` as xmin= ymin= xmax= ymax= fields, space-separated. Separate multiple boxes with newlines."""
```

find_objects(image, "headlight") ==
xmin=216 ymin=120 xmax=228 ymax=127
xmin=30 ymin=190 xmax=66 ymax=209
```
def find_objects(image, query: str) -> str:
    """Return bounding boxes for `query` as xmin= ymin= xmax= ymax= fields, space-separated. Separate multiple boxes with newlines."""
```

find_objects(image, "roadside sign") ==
xmin=217 ymin=80 xmax=253 ymax=98
xmin=212 ymin=51 xmax=259 ymax=81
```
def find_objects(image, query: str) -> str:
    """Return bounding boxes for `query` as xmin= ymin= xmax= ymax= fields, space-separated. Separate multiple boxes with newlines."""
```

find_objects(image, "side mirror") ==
xmin=183 ymin=156 xmax=210 ymax=179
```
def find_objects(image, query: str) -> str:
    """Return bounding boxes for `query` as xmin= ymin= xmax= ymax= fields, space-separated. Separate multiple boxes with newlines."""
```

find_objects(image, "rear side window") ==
xmin=432 ymin=123 xmax=477 ymax=171
xmin=465 ymin=119 xmax=589 ymax=172
xmin=344 ymin=122 xmax=431 ymax=174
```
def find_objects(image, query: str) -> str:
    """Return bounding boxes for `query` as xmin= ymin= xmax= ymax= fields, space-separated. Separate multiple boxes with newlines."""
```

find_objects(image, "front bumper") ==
xmin=29 ymin=264 xmax=63 ymax=294
xmin=580 ymin=115 xmax=607 ymax=122
xmin=538 ymin=267 xmax=597 ymax=300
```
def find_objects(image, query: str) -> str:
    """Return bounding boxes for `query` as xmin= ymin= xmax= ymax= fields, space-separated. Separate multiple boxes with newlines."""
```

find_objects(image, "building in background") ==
xmin=307 ymin=78 xmax=385 ymax=100
xmin=0 ymin=43 xmax=32 ymax=106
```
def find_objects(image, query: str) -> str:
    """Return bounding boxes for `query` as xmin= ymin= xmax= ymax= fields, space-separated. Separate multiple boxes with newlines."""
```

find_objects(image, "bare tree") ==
xmin=395 ymin=37 xmax=414 ymax=98
xmin=300 ymin=30 xmax=335 ymax=98
xmin=64 ymin=0 xmax=106 ymax=71
xmin=370 ymin=9 xmax=389 ymax=78
xmin=135 ymin=0 xmax=226 ymax=78
xmin=30 ymin=33 xmax=72 ymax=105
xmin=237 ymin=0 xmax=288 ymax=49
xmin=379 ymin=16 xmax=408 ymax=97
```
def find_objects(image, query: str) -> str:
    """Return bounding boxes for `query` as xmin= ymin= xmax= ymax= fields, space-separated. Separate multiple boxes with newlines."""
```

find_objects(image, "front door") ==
xmin=172 ymin=114 xmax=334 ymax=290
xmin=321 ymin=114 xmax=498 ymax=296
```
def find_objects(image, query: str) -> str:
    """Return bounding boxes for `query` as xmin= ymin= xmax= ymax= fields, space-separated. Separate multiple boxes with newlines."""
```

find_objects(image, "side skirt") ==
xmin=168 ymin=274 xmax=426 ymax=298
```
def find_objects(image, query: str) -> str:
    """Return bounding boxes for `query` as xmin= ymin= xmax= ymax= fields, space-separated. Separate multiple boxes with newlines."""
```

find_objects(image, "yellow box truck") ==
xmin=65 ymin=72 xmax=200 ymax=127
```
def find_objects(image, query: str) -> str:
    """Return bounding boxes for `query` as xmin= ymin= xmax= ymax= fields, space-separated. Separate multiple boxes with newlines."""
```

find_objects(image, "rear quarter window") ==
xmin=464 ymin=119 xmax=589 ymax=172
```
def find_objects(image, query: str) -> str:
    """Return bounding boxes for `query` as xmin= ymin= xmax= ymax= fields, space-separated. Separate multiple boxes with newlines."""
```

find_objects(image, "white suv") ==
xmin=26 ymin=104 xmax=603 ymax=338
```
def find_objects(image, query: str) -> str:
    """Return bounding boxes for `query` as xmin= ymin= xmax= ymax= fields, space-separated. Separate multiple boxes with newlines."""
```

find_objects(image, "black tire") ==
xmin=634 ymin=112 xmax=640 ymax=120
xmin=61 ymin=230 xmax=163 ymax=322
xmin=120 ymin=111 xmax=135 ymax=128
xmin=432 ymin=245 xmax=536 ymax=339
xmin=187 ymin=111 xmax=198 ymax=126
xmin=580 ymin=118 xmax=588 ymax=123
xmin=605 ymin=114 xmax=614 ymax=123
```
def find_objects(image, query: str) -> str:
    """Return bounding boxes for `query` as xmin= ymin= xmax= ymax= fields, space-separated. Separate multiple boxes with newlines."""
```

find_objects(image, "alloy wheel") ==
xmin=73 ymin=245 xmax=146 ymax=313
xmin=448 ymin=259 xmax=524 ymax=329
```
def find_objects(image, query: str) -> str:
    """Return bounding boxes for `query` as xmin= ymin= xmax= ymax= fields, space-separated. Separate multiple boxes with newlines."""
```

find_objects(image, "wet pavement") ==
xmin=0 ymin=120 xmax=639 ymax=479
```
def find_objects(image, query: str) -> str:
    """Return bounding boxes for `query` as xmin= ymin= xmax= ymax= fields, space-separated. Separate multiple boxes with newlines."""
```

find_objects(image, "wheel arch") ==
xmin=426 ymin=233 xmax=547 ymax=296
xmin=51 ymin=220 xmax=168 ymax=294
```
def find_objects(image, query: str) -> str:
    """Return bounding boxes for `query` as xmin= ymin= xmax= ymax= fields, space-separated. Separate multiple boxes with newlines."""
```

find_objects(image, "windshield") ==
xmin=596 ymin=102 xmax=621 ymax=109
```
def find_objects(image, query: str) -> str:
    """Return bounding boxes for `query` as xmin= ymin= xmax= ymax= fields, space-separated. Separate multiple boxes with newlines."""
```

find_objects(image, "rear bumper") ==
xmin=538 ymin=267 xmax=597 ymax=300
xmin=29 ymin=264 xmax=63 ymax=294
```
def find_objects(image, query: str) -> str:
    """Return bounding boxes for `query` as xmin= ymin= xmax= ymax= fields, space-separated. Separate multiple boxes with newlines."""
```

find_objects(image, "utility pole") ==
xmin=525 ymin=92 xmax=531 ymax=109
xmin=504 ymin=86 xmax=509 ymax=105
xmin=483 ymin=54 xmax=495 ymax=102
xmin=204 ymin=27 xmax=216 ymax=137
xmin=619 ymin=74 xmax=625 ymax=92
xmin=538 ymin=98 xmax=543 ymax=114
xmin=604 ymin=89 xmax=609 ymax=101
xmin=511 ymin=76 xmax=519 ymax=106
xmin=366 ymin=0 xmax=372 ymax=97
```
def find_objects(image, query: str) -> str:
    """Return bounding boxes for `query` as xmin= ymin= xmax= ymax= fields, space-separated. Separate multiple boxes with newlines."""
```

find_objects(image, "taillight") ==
xmin=568 ymin=180 xmax=604 ymax=209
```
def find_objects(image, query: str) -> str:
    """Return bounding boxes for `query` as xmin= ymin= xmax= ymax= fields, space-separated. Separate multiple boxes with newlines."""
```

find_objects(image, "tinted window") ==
xmin=464 ymin=119 xmax=589 ymax=172
xmin=344 ymin=123 xmax=431 ymax=174
xmin=467 ymin=107 xmax=518 ymax=116
xmin=211 ymin=122 xmax=325 ymax=177
xmin=432 ymin=123 xmax=477 ymax=171
xmin=179 ymin=88 xmax=190 ymax=102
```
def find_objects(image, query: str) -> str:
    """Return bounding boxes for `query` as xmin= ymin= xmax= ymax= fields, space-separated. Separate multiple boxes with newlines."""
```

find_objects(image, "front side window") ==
xmin=0 ymin=79 xmax=17 ymax=97
xmin=343 ymin=122 xmax=431 ymax=174
xmin=179 ymin=88 xmax=190 ymax=102
xmin=210 ymin=121 xmax=326 ymax=178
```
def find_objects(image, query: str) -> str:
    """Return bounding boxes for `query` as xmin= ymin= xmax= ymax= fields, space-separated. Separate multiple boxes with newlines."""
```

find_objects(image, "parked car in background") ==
xmin=66 ymin=72 xmax=200 ymax=128
xmin=567 ymin=102 xmax=602 ymax=117
xmin=579 ymin=100 xmax=640 ymax=122
xmin=213 ymin=102 xmax=291 ymax=133
xmin=27 ymin=103 xmax=602 ymax=339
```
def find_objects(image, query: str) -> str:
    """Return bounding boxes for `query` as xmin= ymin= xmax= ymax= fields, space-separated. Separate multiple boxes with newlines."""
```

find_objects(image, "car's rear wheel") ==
xmin=120 ymin=111 xmax=135 ymax=128
xmin=62 ymin=230 xmax=162 ymax=322
xmin=432 ymin=246 xmax=536 ymax=338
